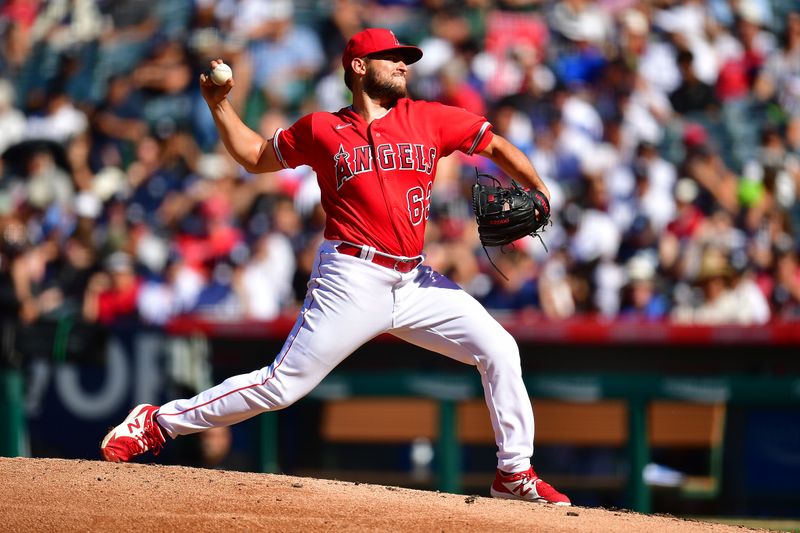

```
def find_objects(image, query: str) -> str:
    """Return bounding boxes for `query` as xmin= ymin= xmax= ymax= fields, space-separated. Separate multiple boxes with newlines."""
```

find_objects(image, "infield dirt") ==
xmin=0 ymin=457 xmax=760 ymax=532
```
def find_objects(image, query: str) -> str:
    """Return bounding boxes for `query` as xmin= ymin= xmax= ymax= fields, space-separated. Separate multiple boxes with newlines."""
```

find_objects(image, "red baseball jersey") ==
xmin=272 ymin=98 xmax=493 ymax=257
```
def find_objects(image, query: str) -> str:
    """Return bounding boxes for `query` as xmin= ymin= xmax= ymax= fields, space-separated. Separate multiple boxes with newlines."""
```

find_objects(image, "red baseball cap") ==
xmin=342 ymin=28 xmax=423 ymax=72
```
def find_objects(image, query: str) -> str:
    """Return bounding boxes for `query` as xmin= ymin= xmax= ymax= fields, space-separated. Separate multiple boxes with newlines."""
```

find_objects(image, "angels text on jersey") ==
xmin=333 ymin=143 xmax=437 ymax=190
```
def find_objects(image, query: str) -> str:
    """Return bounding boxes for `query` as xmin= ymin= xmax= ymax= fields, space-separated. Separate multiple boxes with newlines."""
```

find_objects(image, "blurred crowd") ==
xmin=2 ymin=0 xmax=800 ymax=332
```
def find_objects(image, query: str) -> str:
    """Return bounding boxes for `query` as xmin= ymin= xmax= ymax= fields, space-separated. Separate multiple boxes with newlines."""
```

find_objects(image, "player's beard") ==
xmin=363 ymin=64 xmax=408 ymax=104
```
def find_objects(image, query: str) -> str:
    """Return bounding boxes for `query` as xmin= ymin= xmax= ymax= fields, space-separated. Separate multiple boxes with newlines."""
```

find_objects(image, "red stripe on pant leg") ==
xmin=156 ymin=250 xmax=325 ymax=421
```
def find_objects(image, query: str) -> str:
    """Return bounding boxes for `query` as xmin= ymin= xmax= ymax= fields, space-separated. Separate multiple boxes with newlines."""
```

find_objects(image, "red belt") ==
xmin=335 ymin=243 xmax=422 ymax=273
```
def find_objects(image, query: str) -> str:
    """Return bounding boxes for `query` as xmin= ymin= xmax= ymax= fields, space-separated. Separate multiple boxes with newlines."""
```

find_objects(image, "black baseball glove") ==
xmin=471 ymin=172 xmax=551 ymax=248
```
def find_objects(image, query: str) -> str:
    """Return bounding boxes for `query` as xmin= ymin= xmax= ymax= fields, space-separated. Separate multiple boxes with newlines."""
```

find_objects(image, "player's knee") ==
xmin=480 ymin=331 xmax=521 ymax=368
xmin=251 ymin=384 xmax=302 ymax=410
xmin=496 ymin=329 xmax=520 ymax=358
xmin=248 ymin=369 xmax=306 ymax=409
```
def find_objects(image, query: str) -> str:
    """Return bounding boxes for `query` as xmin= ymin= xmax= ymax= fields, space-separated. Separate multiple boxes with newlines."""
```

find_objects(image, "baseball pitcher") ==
xmin=101 ymin=28 xmax=569 ymax=505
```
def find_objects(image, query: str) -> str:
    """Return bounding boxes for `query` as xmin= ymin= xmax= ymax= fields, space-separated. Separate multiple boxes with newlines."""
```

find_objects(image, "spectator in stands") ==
xmin=754 ymin=12 xmax=800 ymax=117
xmin=729 ymin=247 xmax=771 ymax=324
xmin=125 ymin=134 xmax=187 ymax=229
xmin=24 ymin=146 xmax=74 ymax=211
xmin=671 ymin=244 xmax=768 ymax=325
xmin=184 ymin=249 xmax=240 ymax=319
xmin=480 ymin=248 xmax=540 ymax=312
xmin=0 ymin=217 xmax=38 ymax=324
xmin=0 ymin=79 xmax=26 ymax=155
xmin=239 ymin=230 xmax=294 ymax=320
xmin=28 ymin=0 xmax=103 ymax=102
xmin=25 ymin=82 xmax=89 ymax=144
xmin=83 ymin=250 xmax=141 ymax=325
xmin=671 ymin=246 xmax=735 ymax=324
xmin=550 ymin=0 xmax=612 ymax=51
xmin=660 ymin=177 xmax=705 ymax=278
xmin=619 ymin=254 xmax=669 ymax=321
xmin=51 ymin=233 xmax=99 ymax=317
xmin=538 ymin=248 xmax=577 ymax=319
xmin=315 ymin=0 xmax=366 ymax=69
xmin=570 ymin=178 xmax=622 ymax=266
xmin=90 ymin=73 xmax=147 ymax=169
xmin=135 ymin=224 xmax=200 ymax=325
xmin=669 ymin=49 xmax=717 ymax=115
xmin=681 ymin=139 xmax=740 ymax=215
xmin=437 ymin=239 xmax=492 ymax=301
xmin=132 ymin=38 xmax=194 ymax=133
xmin=174 ymin=178 xmax=244 ymax=275
xmin=619 ymin=8 xmax=679 ymax=97
xmin=550 ymin=0 xmax=610 ymax=87
xmin=0 ymin=4 xmax=36 ymax=81
xmin=246 ymin=0 xmax=325 ymax=111
xmin=91 ymin=0 xmax=158 ymax=102
xmin=291 ymin=232 xmax=324 ymax=304
xmin=411 ymin=9 xmax=470 ymax=100
xmin=630 ymin=142 xmax=678 ymax=233
xmin=437 ymin=58 xmax=487 ymax=117
xmin=769 ymin=237 xmax=800 ymax=319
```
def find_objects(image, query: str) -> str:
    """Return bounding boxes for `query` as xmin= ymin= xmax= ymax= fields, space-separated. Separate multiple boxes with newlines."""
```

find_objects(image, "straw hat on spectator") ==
xmin=674 ymin=178 xmax=699 ymax=204
xmin=697 ymin=248 xmax=733 ymax=282
xmin=197 ymin=153 xmax=234 ymax=180
xmin=27 ymin=177 xmax=54 ymax=209
xmin=626 ymin=254 xmax=656 ymax=284
xmin=74 ymin=191 xmax=102 ymax=219
xmin=737 ymin=2 xmax=764 ymax=26
xmin=92 ymin=167 xmax=128 ymax=201
xmin=105 ymin=251 xmax=134 ymax=273
xmin=622 ymin=9 xmax=649 ymax=35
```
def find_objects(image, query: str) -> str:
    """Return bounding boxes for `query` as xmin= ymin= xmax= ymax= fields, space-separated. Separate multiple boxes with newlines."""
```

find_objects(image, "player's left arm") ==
xmin=477 ymin=134 xmax=551 ymax=201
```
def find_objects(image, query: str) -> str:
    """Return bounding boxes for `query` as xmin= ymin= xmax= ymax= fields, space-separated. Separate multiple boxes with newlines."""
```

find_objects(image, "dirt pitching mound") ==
xmin=0 ymin=458 xmax=756 ymax=532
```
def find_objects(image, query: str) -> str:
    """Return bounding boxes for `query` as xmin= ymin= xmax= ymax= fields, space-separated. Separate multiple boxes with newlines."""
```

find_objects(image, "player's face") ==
xmin=362 ymin=53 xmax=409 ymax=102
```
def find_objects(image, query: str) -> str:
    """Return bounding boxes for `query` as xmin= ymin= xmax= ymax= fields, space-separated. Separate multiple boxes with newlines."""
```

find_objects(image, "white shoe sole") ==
xmin=490 ymin=487 xmax=572 ymax=506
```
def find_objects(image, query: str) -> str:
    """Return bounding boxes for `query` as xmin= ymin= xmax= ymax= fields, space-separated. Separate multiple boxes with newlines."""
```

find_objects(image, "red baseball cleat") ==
xmin=490 ymin=467 xmax=571 ymax=505
xmin=101 ymin=404 xmax=165 ymax=462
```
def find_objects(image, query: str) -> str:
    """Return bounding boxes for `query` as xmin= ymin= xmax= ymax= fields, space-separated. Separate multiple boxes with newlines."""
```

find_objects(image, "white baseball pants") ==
xmin=156 ymin=240 xmax=534 ymax=472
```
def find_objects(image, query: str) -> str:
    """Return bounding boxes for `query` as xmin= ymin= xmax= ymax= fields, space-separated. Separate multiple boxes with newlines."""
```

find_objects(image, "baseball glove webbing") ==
xmin=471 ymin=169 xmax=551 ymax=280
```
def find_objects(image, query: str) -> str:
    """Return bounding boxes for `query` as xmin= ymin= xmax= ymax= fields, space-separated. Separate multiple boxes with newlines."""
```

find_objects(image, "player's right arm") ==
xmin=200 ymin=59 xmax=282 ymax=174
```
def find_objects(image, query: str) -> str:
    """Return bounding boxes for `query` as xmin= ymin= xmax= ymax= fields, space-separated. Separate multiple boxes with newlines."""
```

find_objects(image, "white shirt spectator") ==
xmin=137 ymin=263 xmax=205 ymax=325
xmin=571 ymin=208 xmax=622 ymax=263
xmin=562 ymin=93 xmax=603 ymax=144
xmin=595 ymin=259 xmax=626 ymax=317
xmin=138 ymin=281 xmax=176 ymax=325
xmin=622 ymin=84 xmax=673 ymax=149
xmin=731 ymin=276 xmax=771 ymax=324
xmin=241 ymin=233 xmax=295 ymax=320
xmin=315 ymin=70 xmax=350 ymax=113
xmin=0 ymin=79 xmax=26 ymax=154
xmin=637 ymin=41 xmax=682 ymax=95
xmin=414 ymin=35 xmax=455 ymax=79
xmin=538 ymin=253 xmax=576 ymax=319
xmin=653 ymin=2 xmax=706 ymax=42
xmin=551 ymin=0 xmax=613 ymax=45
xmin=639 ymin=186 xmax=676 ymax=233
xmin=652 ymin=1 xmax=722 ymax=83
xmin=31 ymin=0 xmax=103 ymax=51
xmin=215 ymin=0 xmax=293 ymax=40
xmin=645 ymin=154 xmax=678 ymax=197
xmin=26 ymin=97 xmax=88 ymax=144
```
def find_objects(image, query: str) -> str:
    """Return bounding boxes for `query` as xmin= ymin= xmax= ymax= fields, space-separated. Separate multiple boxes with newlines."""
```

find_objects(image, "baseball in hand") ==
xmin=210 ymin=62 xmax=233 ymax=85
